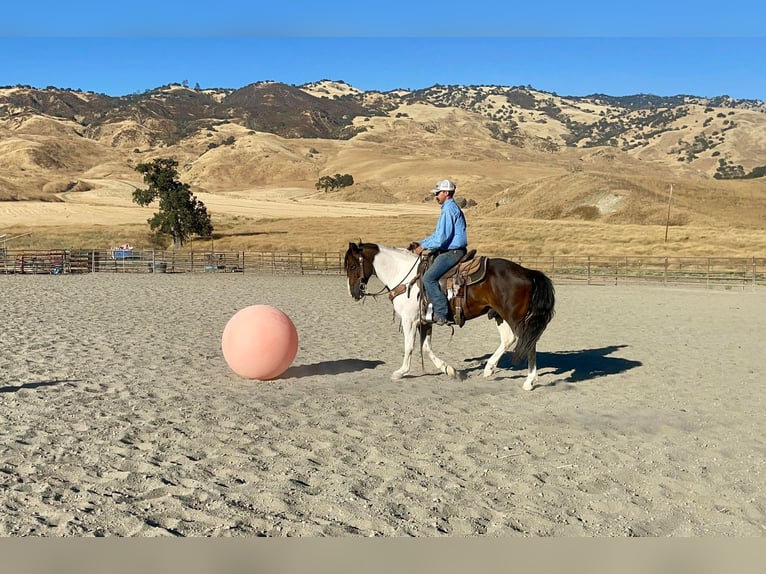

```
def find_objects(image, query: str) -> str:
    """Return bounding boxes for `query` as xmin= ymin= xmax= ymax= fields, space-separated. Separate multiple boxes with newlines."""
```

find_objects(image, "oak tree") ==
xmin=132 ymin=158 xmax=213 ymax=248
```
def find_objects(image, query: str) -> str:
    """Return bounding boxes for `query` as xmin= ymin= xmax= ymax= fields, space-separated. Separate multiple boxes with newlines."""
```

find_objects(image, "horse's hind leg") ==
xmin=522 ymin=347 xmax=538 ymax=391
xmin=483 ymin=320 xmax=515 ymax=378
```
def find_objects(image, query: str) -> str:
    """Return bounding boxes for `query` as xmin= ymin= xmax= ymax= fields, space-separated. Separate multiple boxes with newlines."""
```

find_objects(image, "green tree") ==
xmin=335 ymin=173 xmax=354 ymax=188
xmin=315 ymin=173 xmax=354 ymax=192
xmin=132 ymin=158 xmax=213 ymax=248
xmin=316 ymin=175 xmax=337 ymax=192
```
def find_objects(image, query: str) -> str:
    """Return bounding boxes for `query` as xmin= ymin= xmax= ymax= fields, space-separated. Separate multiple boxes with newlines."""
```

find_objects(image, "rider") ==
xmin=409 ymin=179 xmax=467 ymax=326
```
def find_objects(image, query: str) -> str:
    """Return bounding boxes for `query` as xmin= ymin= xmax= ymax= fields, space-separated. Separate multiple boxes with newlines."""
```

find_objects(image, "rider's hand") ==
xmin=407 ymin=242 xmax=420 ymax=252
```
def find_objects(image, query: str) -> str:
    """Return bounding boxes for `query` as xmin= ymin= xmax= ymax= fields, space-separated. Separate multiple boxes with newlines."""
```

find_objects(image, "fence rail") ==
xmin=512 ymin=254 xmax=766 ymax=289
xmin=1 ymin=248 xmax=764 ymax=288
xmin=0 ymin=248 xmax=345 ymax=276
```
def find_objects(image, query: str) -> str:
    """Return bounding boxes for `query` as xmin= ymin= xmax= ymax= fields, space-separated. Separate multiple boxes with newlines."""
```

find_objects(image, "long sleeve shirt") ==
xmin=420 ymin=199 xmax=467 ymax=251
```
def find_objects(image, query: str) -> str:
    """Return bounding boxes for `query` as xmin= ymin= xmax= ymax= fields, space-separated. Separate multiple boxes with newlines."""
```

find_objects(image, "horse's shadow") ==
xmin=281 ymin=358 xmax=385 ymax=379
xmin=463 ymin=345 xmax=641 ymax=385
xmin=0 ymin=379 xmax=78 ymax=393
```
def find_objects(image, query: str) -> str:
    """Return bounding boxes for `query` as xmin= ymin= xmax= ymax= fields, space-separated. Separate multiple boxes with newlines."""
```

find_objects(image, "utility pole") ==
xmin=664 ymin=183 xmax=674 ymax=243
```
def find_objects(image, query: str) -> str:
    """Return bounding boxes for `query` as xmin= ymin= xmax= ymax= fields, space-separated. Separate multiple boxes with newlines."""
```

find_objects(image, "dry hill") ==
xmin=1 ymin=81 xmax=765 ymax=255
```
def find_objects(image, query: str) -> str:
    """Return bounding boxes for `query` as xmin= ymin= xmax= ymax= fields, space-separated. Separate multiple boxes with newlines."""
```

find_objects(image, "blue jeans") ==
xmin=423 ymin=248 xmax=466 ymax=320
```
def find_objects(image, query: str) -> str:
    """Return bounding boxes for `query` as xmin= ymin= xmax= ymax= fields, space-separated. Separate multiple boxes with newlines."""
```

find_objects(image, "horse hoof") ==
xmin=522 ymin=383 xmax=534 ymax=391
xmin=483 ymin=368 xmax=496 ymax=378
xmin=391 ymin=371 xmax=405 ymax=381
xmin=445 ymin=366 xmax=464 ymax=380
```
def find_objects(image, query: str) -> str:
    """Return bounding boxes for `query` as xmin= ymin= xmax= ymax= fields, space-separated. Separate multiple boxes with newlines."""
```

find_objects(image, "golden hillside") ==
xmin=1 ymin=82 xmax=765 ymax=256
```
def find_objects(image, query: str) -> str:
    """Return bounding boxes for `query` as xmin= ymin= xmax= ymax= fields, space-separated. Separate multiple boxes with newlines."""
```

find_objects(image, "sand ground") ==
xmin=0 ymin=273 xmax=764 ymax=536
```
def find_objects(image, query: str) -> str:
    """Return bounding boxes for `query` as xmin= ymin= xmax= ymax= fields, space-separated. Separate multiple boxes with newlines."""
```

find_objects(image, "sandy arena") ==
xmin=0 ymin=273 xmax=764 ymax=536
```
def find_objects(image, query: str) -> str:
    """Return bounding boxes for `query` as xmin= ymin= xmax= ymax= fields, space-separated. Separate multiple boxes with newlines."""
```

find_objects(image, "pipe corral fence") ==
xmin=0 ymin=248 xmax=764 ymax=289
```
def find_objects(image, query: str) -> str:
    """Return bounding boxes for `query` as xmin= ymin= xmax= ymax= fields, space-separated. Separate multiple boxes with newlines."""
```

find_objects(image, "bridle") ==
xmin=355 ymin=253 xmax=387 ymax=299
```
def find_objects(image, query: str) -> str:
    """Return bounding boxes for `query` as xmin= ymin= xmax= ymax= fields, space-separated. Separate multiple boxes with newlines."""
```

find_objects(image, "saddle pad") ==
xmin=459 ymin=255 xmax=487 ymax=285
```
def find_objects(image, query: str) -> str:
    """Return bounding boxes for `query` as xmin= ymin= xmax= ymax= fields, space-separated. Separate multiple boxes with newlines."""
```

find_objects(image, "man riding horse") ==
xmin=408 ymin=179 xmax=467 ymax=326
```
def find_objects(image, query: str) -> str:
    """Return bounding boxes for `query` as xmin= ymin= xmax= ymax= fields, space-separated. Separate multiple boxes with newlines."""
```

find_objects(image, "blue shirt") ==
xmin=420 ymin=198 xmax=467 ymax=251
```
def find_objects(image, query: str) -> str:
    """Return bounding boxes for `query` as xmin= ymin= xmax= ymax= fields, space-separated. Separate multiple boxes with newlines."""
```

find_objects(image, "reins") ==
xmin=358 ymin=253 xmax=421 ymax=302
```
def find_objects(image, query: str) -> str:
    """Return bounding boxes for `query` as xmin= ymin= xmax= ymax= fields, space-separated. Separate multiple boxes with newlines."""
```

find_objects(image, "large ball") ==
xmin=221 ymin=305 xmax=298 ymax=380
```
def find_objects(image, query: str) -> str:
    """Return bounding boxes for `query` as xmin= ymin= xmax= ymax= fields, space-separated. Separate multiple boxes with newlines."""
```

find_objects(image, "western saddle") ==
xmin=388 ymin=249 xmax=488 ymax=327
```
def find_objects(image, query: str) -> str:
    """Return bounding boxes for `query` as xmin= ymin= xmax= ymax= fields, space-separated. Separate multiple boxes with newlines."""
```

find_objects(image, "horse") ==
xmin=343 ymin=241 xmax=555 ymax=390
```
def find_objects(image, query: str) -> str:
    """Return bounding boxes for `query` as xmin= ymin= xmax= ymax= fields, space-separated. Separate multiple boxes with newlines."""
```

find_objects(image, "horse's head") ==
xmin=343 ymin=241 xmax=378 ymax=300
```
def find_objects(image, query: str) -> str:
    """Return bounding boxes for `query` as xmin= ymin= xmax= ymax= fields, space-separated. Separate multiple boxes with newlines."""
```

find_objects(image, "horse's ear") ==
xmin=348 ymin=242 xmax=357 ymax=252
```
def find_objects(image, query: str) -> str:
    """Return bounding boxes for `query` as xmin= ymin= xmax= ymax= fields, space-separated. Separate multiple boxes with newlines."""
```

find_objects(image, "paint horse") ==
xmin=343 ymin=242 xmax=555 ymax=389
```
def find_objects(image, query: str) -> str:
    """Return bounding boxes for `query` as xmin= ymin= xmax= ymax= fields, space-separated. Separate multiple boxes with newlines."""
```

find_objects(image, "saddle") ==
xmin=389 ymin=248 xmax=488 ymax=327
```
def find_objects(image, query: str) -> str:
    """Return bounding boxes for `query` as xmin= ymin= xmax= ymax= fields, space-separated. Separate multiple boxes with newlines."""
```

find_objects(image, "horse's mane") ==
xmin=343 ymin=241 xmax=415 ymax=272
xmin=375 ymin=244 xmax=419 ymax=267
xmin=378 ymin=244 xmax=413 ymax=255
xmin=346 ymin=241 xmax=413 ymax=256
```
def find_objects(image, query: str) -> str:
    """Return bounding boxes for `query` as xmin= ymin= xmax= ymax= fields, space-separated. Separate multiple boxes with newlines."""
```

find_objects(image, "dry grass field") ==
xmin=2 ymin=90 xmax=765 ymax=258
xmin=3 ymin=172 xmax=765 ymax=259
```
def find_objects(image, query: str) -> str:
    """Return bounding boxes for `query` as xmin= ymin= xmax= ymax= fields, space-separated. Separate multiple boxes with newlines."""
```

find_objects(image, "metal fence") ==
xmin=1 ymin=248 xmax=764 ymax=288
xmin=0 ymin=248 xmax=345 ymax=276
xmin=512 ymin=254 xmax=766 ymax=289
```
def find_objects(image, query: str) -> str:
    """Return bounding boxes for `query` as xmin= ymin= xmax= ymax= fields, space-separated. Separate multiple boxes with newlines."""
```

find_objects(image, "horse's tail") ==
xmin=512 ymin=270 xmax=556 ymax=363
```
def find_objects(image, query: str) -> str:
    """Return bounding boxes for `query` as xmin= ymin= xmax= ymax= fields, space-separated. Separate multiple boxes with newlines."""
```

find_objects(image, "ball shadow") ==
xmin=280 ymin=358 xmax=385 ymax=379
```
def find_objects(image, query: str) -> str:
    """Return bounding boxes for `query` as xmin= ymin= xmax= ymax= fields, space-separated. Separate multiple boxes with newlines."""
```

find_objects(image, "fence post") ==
xmin=753 ymin=257 xmax=756 ymax=289
xmin=625 ymin=256 xmax=628 ymax=285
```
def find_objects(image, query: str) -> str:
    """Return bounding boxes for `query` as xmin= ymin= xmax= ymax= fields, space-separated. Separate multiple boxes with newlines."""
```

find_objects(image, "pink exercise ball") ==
xmin=221 ymin=305 xmax=298 ymax=380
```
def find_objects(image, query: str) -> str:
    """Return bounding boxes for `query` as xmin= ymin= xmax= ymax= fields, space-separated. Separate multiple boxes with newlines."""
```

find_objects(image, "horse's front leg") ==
xmin=422 ymin=324 xmax=465 ymax=380
xmin=391 ymin=315 xmax=418 ymax=380
xmin=484 ymin=320 xmax=515 ymax=378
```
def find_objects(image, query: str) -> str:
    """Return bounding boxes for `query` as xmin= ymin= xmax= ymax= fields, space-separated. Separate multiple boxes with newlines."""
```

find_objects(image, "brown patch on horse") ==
xmin=344 ymin=241 xmax=381 ymax=300
xmin=456 ymin=259 xmax=534 ymax=325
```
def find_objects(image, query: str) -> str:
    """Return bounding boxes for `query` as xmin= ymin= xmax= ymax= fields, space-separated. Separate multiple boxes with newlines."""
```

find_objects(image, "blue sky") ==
xmin=2 ymin=2 xmax=765 ymax=100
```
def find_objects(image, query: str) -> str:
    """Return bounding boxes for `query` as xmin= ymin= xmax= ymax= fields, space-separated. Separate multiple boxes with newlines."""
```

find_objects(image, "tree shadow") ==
xmin=280 ymin=358 xmax=385 ymax=379
xmin=0 ymin=379 xmax=79 ymax=394
xmin=462 ymin=345 xmax=641 ymax=385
